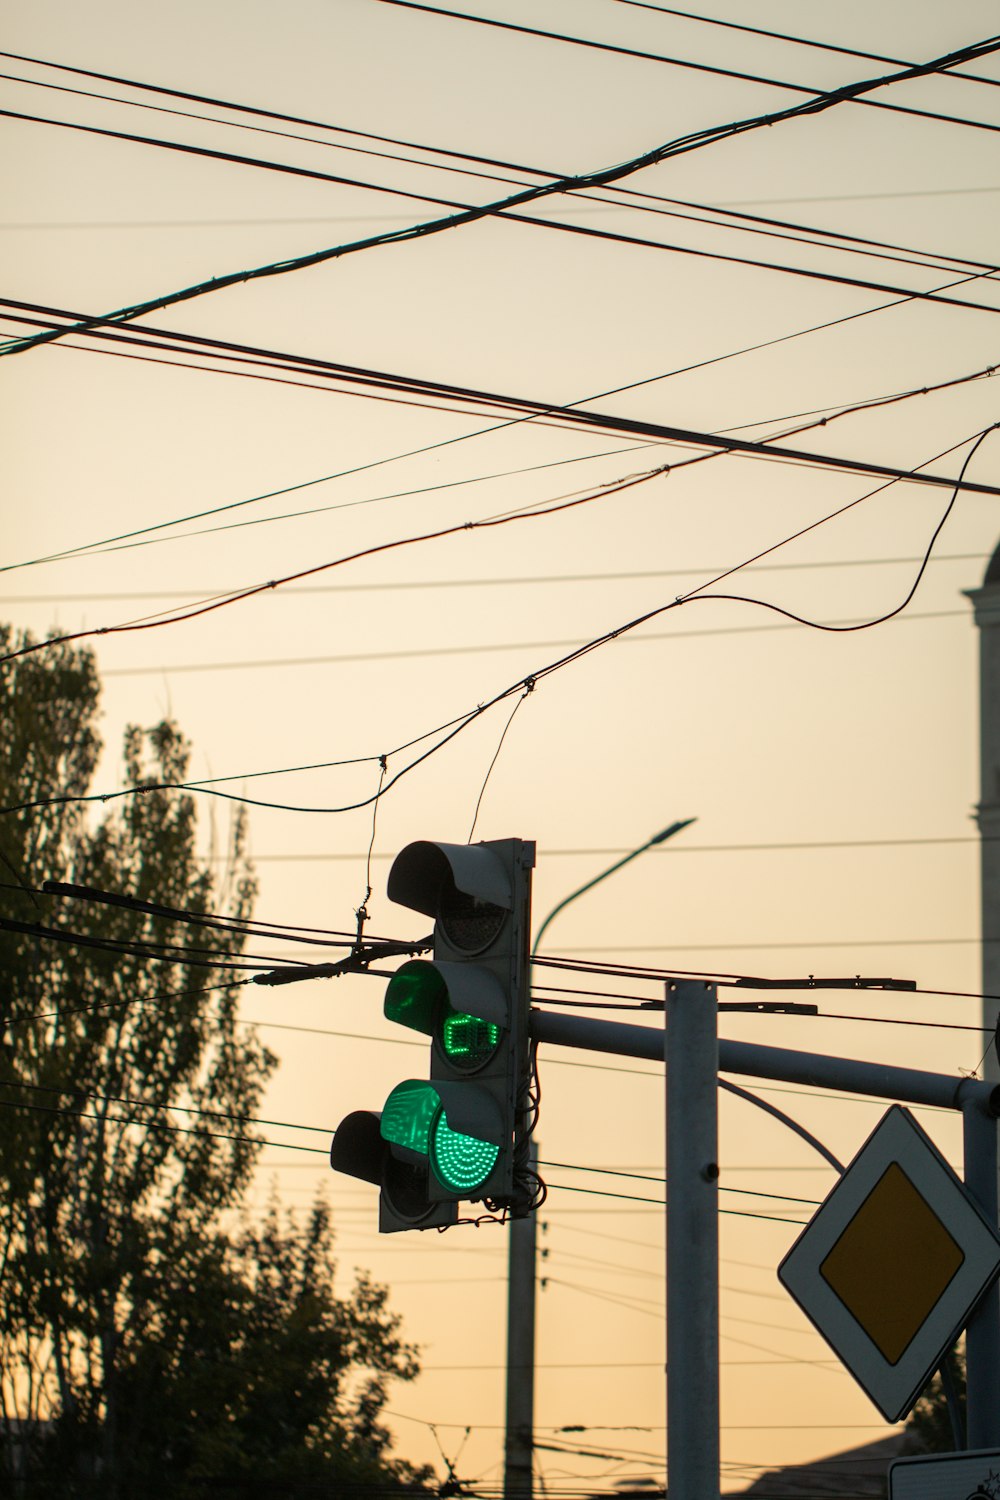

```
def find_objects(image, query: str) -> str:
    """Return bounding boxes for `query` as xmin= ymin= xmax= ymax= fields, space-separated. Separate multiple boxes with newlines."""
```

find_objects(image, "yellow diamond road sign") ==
xmin=779 ymin=1105 xmax=1000 ymax=1423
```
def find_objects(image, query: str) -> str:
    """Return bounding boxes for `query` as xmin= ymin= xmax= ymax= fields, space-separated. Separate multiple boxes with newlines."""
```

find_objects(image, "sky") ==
xmin=2 ymin=0 xmax=1000 ymax=1491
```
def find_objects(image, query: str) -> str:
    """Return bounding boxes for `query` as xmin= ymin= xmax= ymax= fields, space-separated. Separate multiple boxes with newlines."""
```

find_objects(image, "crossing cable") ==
xmin=3 ymin=342 xmax=998 ymax=594
xmin=3 ymin=53 xmax=996 ymax=280
xmin=607 ymin=0 xmax=1000 ymax=86
xmin=5 ymin=73 xmax=995 ymax=284
xmin=5 ymin=249 xmax=996 ymax=574
xmin=2 ymin=427 xmax=994 ymax=824
xmin=5 ymin=104 xmax=1000 ymax=330
xmin=371 ymin=1 xmax=1000 ymax=138
xmin=3 ymin=32 xmax=998 ymax=359
xmin=7 ymin=102 xmax=1000 ymax=308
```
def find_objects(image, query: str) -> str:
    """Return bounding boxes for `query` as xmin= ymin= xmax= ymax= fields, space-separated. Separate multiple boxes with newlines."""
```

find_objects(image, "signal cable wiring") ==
xmin=4 ymin=32 xmax=997 ymax=358
xmin=371 ymin=1 xmax=1000 ymax=137
xmin=353 ymin=753 xmax=388 ymax=949
xmin=466 ymin=683 xmax=534 ymax=844
xmin=0 ymin=914 xmax=289 ymax=972
xmin=3 ymin=366 xmax=997 ymax=632
xmin=2 ymin=975 xmax=256 ymax=1031
xmin=38 ymin=877 xmax=379 ymax=950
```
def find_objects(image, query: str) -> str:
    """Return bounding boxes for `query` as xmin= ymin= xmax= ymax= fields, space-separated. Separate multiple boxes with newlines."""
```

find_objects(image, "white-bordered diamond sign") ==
xmin=889 ymin=1446 xmax=1000 ymax=1498
xmin=778 ymin=1105 xmax=1000 ymax=1423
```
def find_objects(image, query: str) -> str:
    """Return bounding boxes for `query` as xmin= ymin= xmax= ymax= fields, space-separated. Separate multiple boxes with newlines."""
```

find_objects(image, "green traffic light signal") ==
xmin=385 ymin=959 xmax=505 ymax=1074
xmin=330 ymin=839 xmax=535 ymax=1231
xmin=431 ymin=1113 xmax=500 ymax=1193
xmin=440 ymin=1010 xmax=500 ymax=1070
xmin=380 ymin=1080 xmax=501 ymax=1195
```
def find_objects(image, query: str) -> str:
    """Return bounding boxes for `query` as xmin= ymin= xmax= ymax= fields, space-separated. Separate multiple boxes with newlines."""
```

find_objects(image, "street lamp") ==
xmin=531 ymin=818 xmax=697 ymax=956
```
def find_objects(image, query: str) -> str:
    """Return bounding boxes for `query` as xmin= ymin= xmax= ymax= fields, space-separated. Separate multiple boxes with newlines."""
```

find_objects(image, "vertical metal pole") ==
xmin=666 ymin=980 xmax=720 ymax=1500
xmin=965 ymin=555 xmax=1000 ymax=1203
xmin=962 ymin=1100 xmax=1000 ymax=1449
xmin=504 ymin=1141 xmax=537 ymax=1500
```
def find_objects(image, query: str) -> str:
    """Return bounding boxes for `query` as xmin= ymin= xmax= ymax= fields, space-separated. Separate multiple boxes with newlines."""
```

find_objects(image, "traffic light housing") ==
xmin=330 ymin=837 xmax=535 ymax=1231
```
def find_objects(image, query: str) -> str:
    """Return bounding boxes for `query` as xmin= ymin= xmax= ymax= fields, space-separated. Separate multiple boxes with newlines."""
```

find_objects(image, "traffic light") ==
xmin=330 ymin=838 xmax=535 ymax=1232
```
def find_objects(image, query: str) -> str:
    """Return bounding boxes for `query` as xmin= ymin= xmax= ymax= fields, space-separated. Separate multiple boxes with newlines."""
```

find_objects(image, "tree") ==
xmin=0 ymin=627 xmax=428 ymax=1497
xmin=905 ymin=1344 xmax=966 ymax=1455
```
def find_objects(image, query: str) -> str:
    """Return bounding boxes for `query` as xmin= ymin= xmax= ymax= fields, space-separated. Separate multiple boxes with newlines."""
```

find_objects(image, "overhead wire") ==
xmin=83 ymin=606 xmax=975 ymax=680
xmin=3 ymin=425 xmax=994 ymax=823
xmin=4 ymin=268 xmax=996 ymax=574
xmin=370 ymin=1 xmax=1000 ymax=137
xmin=0 ymin=1076 xmax=333 ymax=1139
xmin=4 ymin=75 xmax=993 ymax=288
xmin=0 ymin=1094 xmax=330 ymax=1153
xmin=3 ymin=341 xmax=993 ymax=567
xmin=7 ymin=103 xmax=1000 ymax=314
xmin=2 ymin=549 xmax=990 ymax=608
xmin=4 ymin=55 xmax=996 ymax=278
xmin=7 ymin=102 xmax=1000 ymax=331
xmin=607 ymin=0 xmax=1000 ymax=87
xmin=4 ymin=32 xmax=998 ymax=358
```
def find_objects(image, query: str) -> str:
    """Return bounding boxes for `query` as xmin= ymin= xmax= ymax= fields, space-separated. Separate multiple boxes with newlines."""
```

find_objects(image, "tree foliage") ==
xmin=905 ymin=1344 xmax=966 ymax=1455
xmin=0 ymin=628 xmax=427 ymax=1497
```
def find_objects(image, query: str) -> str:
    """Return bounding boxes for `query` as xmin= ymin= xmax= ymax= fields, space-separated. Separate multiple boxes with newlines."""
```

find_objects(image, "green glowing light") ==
xmin=431 ymin=1113 xmax=499 ymax=1193
xmin=440 ymin=1010 xmax=500 ymax=1071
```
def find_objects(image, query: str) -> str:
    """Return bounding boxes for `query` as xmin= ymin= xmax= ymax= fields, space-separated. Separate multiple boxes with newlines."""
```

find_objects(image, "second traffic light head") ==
xmin=385 ymin=959 xmax=508 ymax=1077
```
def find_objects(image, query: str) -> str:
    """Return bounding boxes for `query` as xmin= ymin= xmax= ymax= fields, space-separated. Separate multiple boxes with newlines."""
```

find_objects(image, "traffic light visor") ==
xmin=381 ymin=1080 xmax=439 ymax=1157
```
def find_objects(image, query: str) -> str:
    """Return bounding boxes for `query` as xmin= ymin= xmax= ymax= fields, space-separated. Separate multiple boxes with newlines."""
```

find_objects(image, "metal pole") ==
xmin=666 ymin=980 xmax=720 ymax=1500
xmin=504 ymin=1141 xmax=538 ymax=1500
xmin=507 ymin=820 xmax=692 ymax=1500
xmin=965 ymin=552 xmax=1000 ymax=1089
xmin=531 ymin=1010 xmax=1000 ymax=1116
xmin=962 ymin=1099 xmax=1000 ymax=1448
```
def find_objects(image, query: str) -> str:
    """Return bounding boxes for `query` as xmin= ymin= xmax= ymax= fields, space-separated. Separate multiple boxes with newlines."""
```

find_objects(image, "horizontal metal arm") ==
xmin=530 ymin=1008 xmax=1000 ymax=1116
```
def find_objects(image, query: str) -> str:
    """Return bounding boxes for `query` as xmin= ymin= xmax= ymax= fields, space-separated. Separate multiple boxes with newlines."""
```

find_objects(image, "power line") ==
xmin=4 ymin=426 xmax=992 ymax=827
xmin=5 ymin=31 xmax=997 ymax=359
xmin=0 ymin=1076 xmax=333 ymax=1139
xmin=9 ymin=103 xmax=1000 ymax=314
xmin=371 ymin=1 xmax=1000 ymax=138
xmin=8 ymin=100 xmax=1000 ymax=332
xmin=5 ymin=271 xmax=995 ymax=574
xmin=7 ymin=101 xmax=1000 ymax=324
xmin=7 ymin=75 xmax=993 ymax=287
xmin=181 ymin=834 xmax=984 ymax=864
xmin=5 ymin=55 xmax=995 ymax=278
xmin=91 ymin=604 xmax=971 ymax=680
xmin=608 ymin=0 xmax=1000 ymax=88
xmin=0 ymin=1094 xmax=330 ymax=1153
xmin=0 ymin=550 xmax=990 ymax=607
